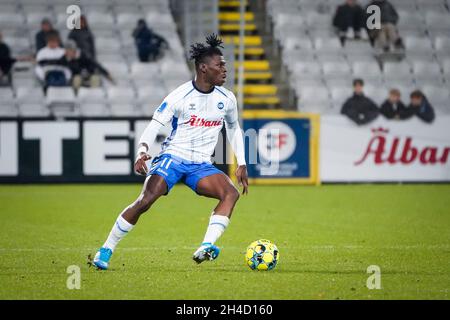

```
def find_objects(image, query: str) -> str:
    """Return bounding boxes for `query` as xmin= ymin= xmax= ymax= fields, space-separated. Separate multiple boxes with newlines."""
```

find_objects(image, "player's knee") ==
xmin=223 ymin=187 xmax=240 ymax=204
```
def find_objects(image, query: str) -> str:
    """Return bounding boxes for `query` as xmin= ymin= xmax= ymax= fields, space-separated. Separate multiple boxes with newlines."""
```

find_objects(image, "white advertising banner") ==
xmin=320 ymin=115 xmax=450 ymax=182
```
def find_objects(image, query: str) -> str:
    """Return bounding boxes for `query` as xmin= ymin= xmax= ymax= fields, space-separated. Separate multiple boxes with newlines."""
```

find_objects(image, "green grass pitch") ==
xmin=0 ymin=184 xmax=449 ymax=300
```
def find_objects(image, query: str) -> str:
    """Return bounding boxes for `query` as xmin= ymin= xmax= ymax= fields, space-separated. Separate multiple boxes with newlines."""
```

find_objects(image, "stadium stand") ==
xmin=0 ymin=0 xmax=190 ymax=118
xmin=0 ymin=0 xmax=449 ymax=117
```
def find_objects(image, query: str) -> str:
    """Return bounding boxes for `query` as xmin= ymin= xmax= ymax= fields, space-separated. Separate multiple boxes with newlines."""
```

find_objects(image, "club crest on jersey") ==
xmin=188 ymin=115 xmax=223 ymax=127
xmin=217 ymin=102 xmax=224 ymax=110
xmin=157 ymin=102 xmax=167 ymax=113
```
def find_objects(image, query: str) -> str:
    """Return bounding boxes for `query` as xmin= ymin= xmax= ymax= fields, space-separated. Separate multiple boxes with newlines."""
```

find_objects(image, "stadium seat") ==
xmin=110 ymin=103 xmax=142 ymax=117
xmin=0 ymin=104 xmax=19 ymax=117
xmin=404 ymin=36 xmax=433 ymax=53
xmin=282 ymin=37 xmax=313 ymax=51
xmin=434 ymin=36 xmax=450 ymax=54
xmin=85 ymin=12 xmax=115 ymax=30
xmin=0 ymin=4 xmax=17 ymax=13
xmin=18 ymin=103 xmax=51 ymax=117
xmin=136 ymin=85 xmax=167 ymax=105
xmin=46 ymin=87 xmax=76 ymax=108
xmin=329 ymin=85 xmax=353 ymax=108
xmin=291 ymin=61 xmax=322 ymax=78
xmin=15 ymin=87 xmax=45 ymax=104
xmin=0 ymin=88 xmax=15 ymax=104
xmin=383 ymin=61 xmax=412 ymax=79
xmin=352 ymin=61 xmax=383 ymax=79
xmin=425 ymin=12 xmax=450 ymax=32
xmin=422 ymin=85 xmax=450 ymax=110
xmin=412 ymin=60 xmax=443 ymax=80
xmin=314 ymin=37 xmax=343 ymax=52
xmin=442 ymin=59 xmax=450 ymax=75
xmin=0 ymin=13 xmax=24 ymax=29
xmin=322 ymin=61 xmax=352 ymax=79
xmin=116 ymin=13 xmax=142 ymax=29
xmin=96 ymin=37 xmax=122 ymax=54
xmin=130 ymin=62 xmax=160 ymax=80
xmin=107 ymin=87 xmax=136 ymax=104
xmin=364 ymin=85 xmax=388 ymax=106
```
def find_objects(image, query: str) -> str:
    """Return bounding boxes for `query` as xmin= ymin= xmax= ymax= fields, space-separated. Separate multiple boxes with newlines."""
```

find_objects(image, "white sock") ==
xmin=103 ymin=215 xmax=134 ymax=251
xmin=201 ymin=214 xmax=230 ymax=246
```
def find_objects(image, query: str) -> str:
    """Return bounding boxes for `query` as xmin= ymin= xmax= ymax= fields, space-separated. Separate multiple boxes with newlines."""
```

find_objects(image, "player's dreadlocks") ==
xmin=189 ymin=33 xmax=224 ymax=68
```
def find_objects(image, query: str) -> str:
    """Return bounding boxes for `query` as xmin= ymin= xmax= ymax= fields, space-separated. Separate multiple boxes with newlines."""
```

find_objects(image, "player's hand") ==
xmin=134 ymin=152 xmax=151 ymax=176
xmin=236 ymin=165 xmax=249 ymax=195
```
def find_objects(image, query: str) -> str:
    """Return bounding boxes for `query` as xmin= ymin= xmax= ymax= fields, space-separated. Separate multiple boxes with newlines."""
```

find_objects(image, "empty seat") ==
xmin=79 ymin=103 xmax=110 ymax=117
xmin=434 ymin=36 xmax=450 ymax=54
xmin=425 ymin=12 xmax=450 ymax=31
xmin=110 ymin=103 xmax=142 ymax=117
xmin=0 ymin=88 xmax=15 ymax=103
xmin=15 ymin=87 xmax=45 ymax=103
xmin=383 ymin=61 xmax=412 ymax=78
xmin=107 ymin=87 xmax=136 ymax=103
xmin=291 ymin=61 xmax=322 ymax=78
xmin=130 ymin=62 xmax=160 ymax=79
xmin=85 ymin=12 xmax=115 ymax=29
xmin=404 ymin=36 xmax=433 ymax=53
xmin=77 ymin=88 xmax=106 ymax=103
xmin=352 ymin=61 xmax=383 ymax=79
xmin=0 ymin=13 xmax=24 ymax=28
xmin=96 ymin=37 xmax=121 ymax=53
xmin=322 ymin=61 xmax=352 ymax=78
xmin=18 ymin=103 xmax=50 ymax=117
xmin=314 ymin=37 xmax=343 ymax=52
xmin=298 ymin=85 xmax=330 ymax=103
xmin=422 ymin=85 xmax=450 ymax=112
xmin=329 ymin=85 xmax=353 ymax=108
xmin=136 ymin=85 xmax=167 ymax=106
xmin=46 ymin=87 xmax=76 ymax=107
xmin=283 ymin=37 xmax=313 ymax=51
xmin=364 ymin=85 xmax=388 ymax=106
xmin=116 ymin=13 xmax=142 ymax=29
xmin=412 ymin=60 xmax=442 ymax=79
xmin=0 ymin=104 xmax=18 ymax=117
xmin=104 ymin=63 xmax=129 ymax=79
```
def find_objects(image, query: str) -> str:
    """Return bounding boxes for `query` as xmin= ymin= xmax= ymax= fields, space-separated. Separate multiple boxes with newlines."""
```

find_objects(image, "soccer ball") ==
xmin=245 ymin=239 xmax=279 ymax=271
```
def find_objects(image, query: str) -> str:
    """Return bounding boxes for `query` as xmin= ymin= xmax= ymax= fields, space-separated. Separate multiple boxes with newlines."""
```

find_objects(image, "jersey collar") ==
xmin=192 ymin=80 xmax=215 ymax=94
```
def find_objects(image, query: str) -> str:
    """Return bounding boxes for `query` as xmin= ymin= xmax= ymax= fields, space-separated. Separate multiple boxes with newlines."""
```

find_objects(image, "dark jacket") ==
xmin=405 ymin=98 xmax=435 ymax=124
xmin=369 ymin=0 xmax=399 ymax=24
xmin=68 ymin=28 xmax=96 ymax=59
xmin=38 ymin=51 xmax=110 ymax=78
xmin=341 ymin=93 xmax=380 ymax=125
xmin=333 ymin=3 xmax=365 ymax=31
xmin=0 ymin=42 xmax=16 ymax=75
xmin=380 ymin=100 xmax=409 ymax=119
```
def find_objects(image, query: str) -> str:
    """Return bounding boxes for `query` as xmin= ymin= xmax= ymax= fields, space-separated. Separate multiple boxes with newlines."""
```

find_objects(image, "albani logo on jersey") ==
xmin=187 ymin=115 xmax=223 ymax=127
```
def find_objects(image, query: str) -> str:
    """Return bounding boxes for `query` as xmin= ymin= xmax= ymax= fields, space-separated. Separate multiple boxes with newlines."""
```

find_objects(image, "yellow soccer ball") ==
xmin=245 ymin=239 xmax=279 ymax=271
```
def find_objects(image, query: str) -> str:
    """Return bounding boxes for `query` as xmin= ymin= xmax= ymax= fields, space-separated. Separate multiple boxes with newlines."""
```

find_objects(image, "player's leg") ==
xmin=192 ymin=172 xmax=240 ymax=263
xmin=93 ymin=174 xmax=167 ymax=270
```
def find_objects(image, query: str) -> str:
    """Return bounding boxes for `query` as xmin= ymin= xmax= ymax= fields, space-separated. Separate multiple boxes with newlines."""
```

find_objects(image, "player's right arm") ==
xmin=135 ymin=100 xmax=177 ymax=175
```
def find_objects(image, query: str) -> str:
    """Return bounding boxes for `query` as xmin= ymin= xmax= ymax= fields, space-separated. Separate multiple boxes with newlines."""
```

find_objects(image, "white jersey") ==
xmin=152 ymin=80 xmax=239 ymax=163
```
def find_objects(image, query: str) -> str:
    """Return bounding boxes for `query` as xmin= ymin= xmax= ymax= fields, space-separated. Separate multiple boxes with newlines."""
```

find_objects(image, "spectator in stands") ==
xmin=0 ymin=31 xmax=34 ymax=85
xmin=35 ymin=31 xmax=71 ymax=88
xmin=405 ymin=90 xmax=435 ymax=124
xmin=380 ymin=88 xmax=409 ymax=120
xmin=341 ymin=79 xmax=379 ymax=125
xmin=35 ymin=18 xmax=61 ymax=52
xmin=68 ymin=15 xmax=96 ymax=60
xmin=366 ymin=0 xmax=404 ymax=51
xmin=333 ymin=0 xmax=365 ymax=45
xmin=132 ymin=19 xmax=169 ymax=62
xmin=63 ymin=40 xmax=115 ymax=90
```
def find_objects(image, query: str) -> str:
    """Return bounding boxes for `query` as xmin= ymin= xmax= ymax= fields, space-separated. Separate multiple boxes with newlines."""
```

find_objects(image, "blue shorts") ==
xmin=148 ymin=153 xmax=223 ymax=194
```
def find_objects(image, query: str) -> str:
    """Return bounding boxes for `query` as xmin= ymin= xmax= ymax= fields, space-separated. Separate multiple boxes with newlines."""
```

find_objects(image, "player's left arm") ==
xmin=224 ymin=94 xmax=248 ymax=195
